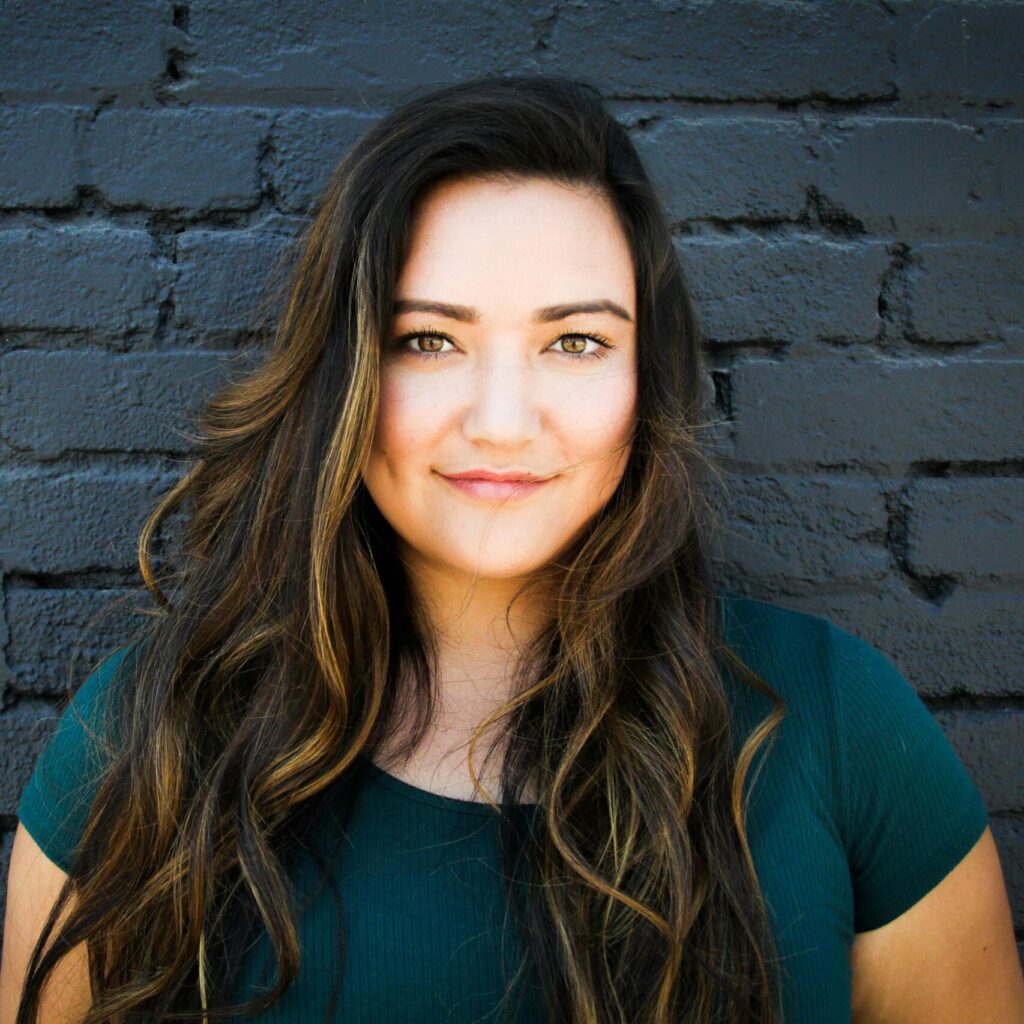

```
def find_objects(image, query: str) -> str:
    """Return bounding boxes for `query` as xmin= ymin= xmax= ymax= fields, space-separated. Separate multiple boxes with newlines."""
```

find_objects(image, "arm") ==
xmin=0 ymin=822 xmax=92 ymax=1024
xmin=850 ymin=825 xmax=1024 ymax=1023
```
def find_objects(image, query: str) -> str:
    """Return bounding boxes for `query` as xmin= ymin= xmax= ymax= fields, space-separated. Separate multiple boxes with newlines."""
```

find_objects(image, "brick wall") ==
xmin=1 ymin=0 xmax=1021 ymax=963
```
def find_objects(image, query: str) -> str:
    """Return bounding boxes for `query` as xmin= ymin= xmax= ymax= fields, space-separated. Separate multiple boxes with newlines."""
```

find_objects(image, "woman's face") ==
xmin=361 ymin=175 xmax=638 ymax=583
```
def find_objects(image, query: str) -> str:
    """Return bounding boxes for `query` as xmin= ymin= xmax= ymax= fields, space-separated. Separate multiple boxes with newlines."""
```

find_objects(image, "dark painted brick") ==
xmin=0 ymin=469 xmax=174 ymax=573
xmin=0 ymin=582 xmax=9 ymax=693
xmin=680 ymin=236 xmax=889 ymax=343
xmin=634 ymin=117 xmax=815 ymax=223
xmin=175 ymin=226 xmax=299 ymax=332
xmin=0 ymin=350 xmax=234 ymax=458
xmin=0 ymin=227 xmax=160 ymax=332
xmin=932 ymin=709 xmax=1023 ymax=814
xmin=906 ymin=479 xmax=1024 ymax=578
xmin=85 ymin=109 xmax=265 ymax=210
xmin=973 ymin=122 xmax=1024 ymax=228
xmin=0 ymin=106 xmax=80 ymax=208
xmin=186 ymin=1 xmax=892 ymax=105
xmin=819 ymin=119 xmax=987 ymax=239
xmin=185 ymin=0 xmax=538 ymax=103
xmin=895 ymin=1 xmax=1024 ymax=107
xmin=991 ymin=819 xmax=1023 ymax=933
xmin=707 ymin=475 xmax=888 ymax=585
xmin=5 ymin=588 xmax=139 ymax=697
xmin=544 ymin=0 xmax=893 ymax=100
xmin=728 ymin=359 xmax=1023 ymax=467
xmin=781 ymin=587 xmax=1024 ymax=699
xmin=272 ymin=109 xmax=380 ymax=213
xmin=0 ymin=0 xmax=167 ymax=97
xmin=909 ymin=241 xmax=1024 ymax=345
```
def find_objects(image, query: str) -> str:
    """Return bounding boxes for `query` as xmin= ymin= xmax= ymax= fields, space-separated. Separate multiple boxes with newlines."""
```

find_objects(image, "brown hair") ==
xmin=17 ymin=74 xmax=785 ymax=1023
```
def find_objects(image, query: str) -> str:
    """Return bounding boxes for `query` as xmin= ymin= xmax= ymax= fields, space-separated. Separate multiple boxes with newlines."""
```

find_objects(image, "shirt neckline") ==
xmin=360 ymin=756 xmax=539 ymax=816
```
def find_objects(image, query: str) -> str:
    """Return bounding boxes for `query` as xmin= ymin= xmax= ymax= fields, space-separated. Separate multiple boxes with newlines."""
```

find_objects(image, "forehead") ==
xmin=395 ymin=176 xmax=636 ymax=319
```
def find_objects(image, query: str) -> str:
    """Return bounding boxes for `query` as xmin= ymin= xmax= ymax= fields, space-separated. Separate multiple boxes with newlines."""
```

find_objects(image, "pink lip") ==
xmin=438 ymin=471 xmax=553 ymax=502
xmin=443 ymin=469 xmax=549 ymax=482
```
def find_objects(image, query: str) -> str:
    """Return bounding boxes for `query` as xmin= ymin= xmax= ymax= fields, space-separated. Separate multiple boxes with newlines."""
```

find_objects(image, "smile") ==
xmin=438 ymin=473 xmax=552 ymax=502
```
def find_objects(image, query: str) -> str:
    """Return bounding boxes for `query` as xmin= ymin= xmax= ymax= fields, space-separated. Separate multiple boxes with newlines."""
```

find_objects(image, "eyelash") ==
xmin=389 ymin=326 xmax=615 ymax=362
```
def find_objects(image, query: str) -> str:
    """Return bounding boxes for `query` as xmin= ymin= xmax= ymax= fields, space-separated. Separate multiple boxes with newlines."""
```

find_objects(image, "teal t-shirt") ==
xmin=16 ymin=592 xmax=990 ymax=1023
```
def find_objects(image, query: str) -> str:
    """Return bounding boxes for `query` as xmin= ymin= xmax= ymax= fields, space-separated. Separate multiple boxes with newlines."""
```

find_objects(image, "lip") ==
xmin=442 ymin=468 xmax=551 ymax=482
xmin=437 ymin=469 xmax=554 ymax=502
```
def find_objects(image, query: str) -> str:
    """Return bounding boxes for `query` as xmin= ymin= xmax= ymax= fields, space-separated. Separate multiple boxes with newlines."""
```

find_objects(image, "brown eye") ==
xmin=552 ymin=333 xmax=614 ymax=361
xmin=390 ymin=328 xmax=454 ymax=360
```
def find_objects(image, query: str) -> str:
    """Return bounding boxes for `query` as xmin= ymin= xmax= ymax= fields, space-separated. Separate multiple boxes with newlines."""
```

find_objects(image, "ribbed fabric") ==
xmin=17 ymin=591 xmax=989 ymax=1023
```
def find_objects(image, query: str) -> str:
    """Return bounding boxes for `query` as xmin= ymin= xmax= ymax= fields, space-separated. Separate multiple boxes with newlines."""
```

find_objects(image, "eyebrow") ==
xmin=392 ymin=298 xmax=634 ymax=324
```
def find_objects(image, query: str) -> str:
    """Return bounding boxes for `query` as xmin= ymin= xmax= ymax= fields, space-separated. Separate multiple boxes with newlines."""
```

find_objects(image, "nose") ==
xmin=460 ymin=355 xmax=543 ymax=446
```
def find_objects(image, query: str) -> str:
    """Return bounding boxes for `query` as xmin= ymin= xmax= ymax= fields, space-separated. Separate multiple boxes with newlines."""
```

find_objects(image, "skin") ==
xmin=849 ymin=826 xmax=1024 ymax=1022
xmin=360 ymin=174 xmax=638 ymax=793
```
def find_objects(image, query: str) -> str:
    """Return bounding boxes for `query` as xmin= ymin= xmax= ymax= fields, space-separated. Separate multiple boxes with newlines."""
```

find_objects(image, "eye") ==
xmin=551 ymin=332 xmax=614 ymax=361
xmin=389 ymin=328 xmax=616 ymax=362
xmin=391 ymin=328 xmax=454 ymax=360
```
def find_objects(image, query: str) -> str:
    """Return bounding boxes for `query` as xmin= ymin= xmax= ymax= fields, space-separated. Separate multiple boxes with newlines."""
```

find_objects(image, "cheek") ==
xmin=559 ymin=370 xmax=637 ymax=464
xmin=370 ymin=375 xmax=436 ymax=466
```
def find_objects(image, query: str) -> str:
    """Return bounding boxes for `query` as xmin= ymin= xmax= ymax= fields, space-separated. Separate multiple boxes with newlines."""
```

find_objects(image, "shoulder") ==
xmin=714 ymin=588 xmax=954 ymax=764
xmin=57 ymin=641 xmax=142 ymax=747
xmin=713 ymin=589 xmax=944 ymax=797
xmin=716 ymin=588 xmax=836 ymax=714
xmin=715 ymin=590 xmax=990 ymax=934
xmin=36 ymin=639 xmax=143 ymax=766
xmin=717 ymin=589 xmax=833 ymax=665
xmin=17 ymin=640 xmax=143 ymax=873
xmin=716 ymin=588 xmax=913 ymax=709
xmin=67 ymin=641 xmax=139 ymax=709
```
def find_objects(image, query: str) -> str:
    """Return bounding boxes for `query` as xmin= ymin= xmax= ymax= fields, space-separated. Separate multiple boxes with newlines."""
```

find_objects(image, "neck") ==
xmin=404 ymin=545 xmax=553 ymax=697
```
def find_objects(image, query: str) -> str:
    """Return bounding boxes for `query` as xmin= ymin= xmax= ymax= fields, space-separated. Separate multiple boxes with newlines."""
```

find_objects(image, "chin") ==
xmin=438 ymin=544 xmax=558 ymax=580
xmin=456 ymin=558 xmax=547 ymax=580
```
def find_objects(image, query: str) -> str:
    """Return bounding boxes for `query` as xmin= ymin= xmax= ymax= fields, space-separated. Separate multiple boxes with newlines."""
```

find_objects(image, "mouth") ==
xmin=436 ymin=472 xmax=554 ymax=502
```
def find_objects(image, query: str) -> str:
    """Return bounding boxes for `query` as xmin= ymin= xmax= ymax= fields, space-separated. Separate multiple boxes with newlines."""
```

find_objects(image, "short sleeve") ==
xmin=17 ymin=644 xmax=136 ymax=873
xmin=829 ymin=622 xmax=990 ymax=933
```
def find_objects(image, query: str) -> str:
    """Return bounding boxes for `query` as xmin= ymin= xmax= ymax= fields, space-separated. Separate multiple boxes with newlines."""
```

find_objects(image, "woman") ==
xmin=2 ymin=74 xmax=1021 ymax=1024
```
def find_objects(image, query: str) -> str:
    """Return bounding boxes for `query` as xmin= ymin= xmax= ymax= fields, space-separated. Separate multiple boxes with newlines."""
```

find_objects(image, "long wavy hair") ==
xmin=17 ymin=74 xmax=786 ymax=1024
